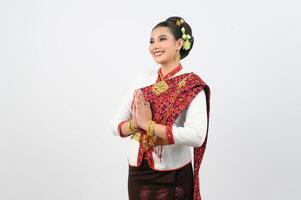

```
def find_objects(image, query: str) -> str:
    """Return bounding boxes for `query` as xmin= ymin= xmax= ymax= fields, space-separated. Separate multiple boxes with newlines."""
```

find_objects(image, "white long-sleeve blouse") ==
xmin=110 ymin=67 xmax=208 ymax=170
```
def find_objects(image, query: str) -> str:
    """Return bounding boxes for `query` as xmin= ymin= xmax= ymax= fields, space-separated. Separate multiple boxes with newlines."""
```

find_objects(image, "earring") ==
xmin=175 ymin=49 xmax=181 ymax=60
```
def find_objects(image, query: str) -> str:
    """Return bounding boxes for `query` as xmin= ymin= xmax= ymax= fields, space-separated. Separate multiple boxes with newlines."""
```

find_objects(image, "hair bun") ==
xmin=166 ymin=16 xmax=194 ymax=59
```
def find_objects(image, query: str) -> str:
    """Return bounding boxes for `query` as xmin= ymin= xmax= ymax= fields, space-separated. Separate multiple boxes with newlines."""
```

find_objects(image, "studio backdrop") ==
xmin=0 ymin=0 xmax=300 ymax=200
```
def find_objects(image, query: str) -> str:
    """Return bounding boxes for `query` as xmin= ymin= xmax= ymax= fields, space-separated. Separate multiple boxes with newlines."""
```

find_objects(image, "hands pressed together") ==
xmin=118 ymin=89 xmax=165 ymax=139
xmin=131 ymin=89 xmax=152 ymax=130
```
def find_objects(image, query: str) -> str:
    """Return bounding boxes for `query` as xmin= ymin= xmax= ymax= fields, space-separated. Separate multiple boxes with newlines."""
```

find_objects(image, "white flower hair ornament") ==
xmin=175 ymin=19 xmax=192 ymax=51
xmin=181 ymin=27 xmax=191 ymax=50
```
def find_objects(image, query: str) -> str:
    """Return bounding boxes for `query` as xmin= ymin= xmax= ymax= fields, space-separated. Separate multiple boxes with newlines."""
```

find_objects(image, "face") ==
xmin=149 ymin=26 xmax=183 ymax=65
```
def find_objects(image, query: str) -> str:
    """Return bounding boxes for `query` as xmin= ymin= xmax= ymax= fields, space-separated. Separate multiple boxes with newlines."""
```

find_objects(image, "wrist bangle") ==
xmin=146 ymin=120 xmax=156 ymax=138
xmin=128 ymin=120 xmax=140 ymax=132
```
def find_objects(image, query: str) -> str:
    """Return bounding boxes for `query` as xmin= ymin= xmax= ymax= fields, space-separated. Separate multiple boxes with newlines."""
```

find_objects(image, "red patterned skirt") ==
xmin=128 ymin=158 xmax=193 ymax=200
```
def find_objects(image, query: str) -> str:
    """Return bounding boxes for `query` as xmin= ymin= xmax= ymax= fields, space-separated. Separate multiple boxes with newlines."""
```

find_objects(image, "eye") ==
xmin=149 ymin=40 xmax=154 ymax=44
xmin=160 ymin=38 xmax=167 ymax=41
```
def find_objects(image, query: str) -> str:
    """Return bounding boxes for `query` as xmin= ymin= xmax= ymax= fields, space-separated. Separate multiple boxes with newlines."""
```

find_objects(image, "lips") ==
xmin=153 ymin=50 xmax=165 ymax=57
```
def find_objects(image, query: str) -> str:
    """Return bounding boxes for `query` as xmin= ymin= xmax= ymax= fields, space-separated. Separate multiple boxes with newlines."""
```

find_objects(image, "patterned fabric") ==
xmin=193 ymin=85 xmax=210 ymax=200
xmin=157 ymin=64 xmax=183 ymax=81
xmin=165 ymin=125 xmax=174 ymax=144
xmin=128 ymin=159 xmax=193 ymax=200
xmin=133 ymin=71 xmax=211 ymax=200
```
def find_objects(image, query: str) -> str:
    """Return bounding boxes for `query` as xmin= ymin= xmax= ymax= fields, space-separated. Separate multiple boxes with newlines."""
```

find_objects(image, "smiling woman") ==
xmin=150 ymin=17 xmax=194 ymax=63
xmin=110 ymin=16 xmax=211 ymax=200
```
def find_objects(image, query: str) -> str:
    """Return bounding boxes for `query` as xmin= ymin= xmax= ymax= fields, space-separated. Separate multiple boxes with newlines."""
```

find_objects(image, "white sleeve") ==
xmin=109 ymin=85 xmax=134 ymax=137
xmin=172 ymin=89 xmax=208 ymax=147
xmin=109 ymin=73 xmax=146 ymax=137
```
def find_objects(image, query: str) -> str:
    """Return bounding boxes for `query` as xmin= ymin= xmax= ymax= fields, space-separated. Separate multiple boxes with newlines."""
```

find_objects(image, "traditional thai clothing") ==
xmin=110 ymin=64 xmax=211 ymax=200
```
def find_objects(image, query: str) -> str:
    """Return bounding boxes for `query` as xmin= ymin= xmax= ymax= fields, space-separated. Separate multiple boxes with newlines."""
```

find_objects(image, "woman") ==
xmin=110 ymin=16 xmax=211 ymax=200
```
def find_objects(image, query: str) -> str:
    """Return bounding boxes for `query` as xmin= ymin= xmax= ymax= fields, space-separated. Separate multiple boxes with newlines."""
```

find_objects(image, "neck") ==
xmin=160 ymin=59 xmax=181 ymax=77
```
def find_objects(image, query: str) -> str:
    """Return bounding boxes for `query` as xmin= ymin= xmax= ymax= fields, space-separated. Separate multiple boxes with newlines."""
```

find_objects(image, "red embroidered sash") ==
xmin=137 ymin=72 xmax=211 ymax=200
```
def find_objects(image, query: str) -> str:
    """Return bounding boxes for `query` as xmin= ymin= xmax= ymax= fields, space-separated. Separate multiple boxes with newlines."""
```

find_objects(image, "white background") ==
xmin=0 ymin=0 xmax=300 ymax=199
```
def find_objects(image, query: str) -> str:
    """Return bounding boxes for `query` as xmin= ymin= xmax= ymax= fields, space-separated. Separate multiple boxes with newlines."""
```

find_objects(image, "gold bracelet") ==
xmin=146 ymin=120 xmax=156 ymax=138
xmin=128 ymin=120 xmax=140 ymax=132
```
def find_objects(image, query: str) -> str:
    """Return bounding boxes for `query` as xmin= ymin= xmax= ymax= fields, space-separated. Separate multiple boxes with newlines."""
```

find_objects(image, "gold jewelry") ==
xmin=147 ymin=120 xmax=156 ymax=138
xmin=128 ymin=120 xmax=140 ymax=132
xmin=140 ymin=134 xmax=150 ymax=150
xmin=152 ymin=81 xmax=169 ymax=95
xmin=152 ymin=70 xmax=169 ymax=95
xmin=176 ymin=19 xmax=185 ymax=27
xmin=139 ymin=120 xmax=156 ymax=151
xmin=175 ymin=49 xmax=181 ymax=60
xmin=132 ymin=73 xmax=194 ymax=151
xmin=132 ymin=132 xmax=169 ymax=145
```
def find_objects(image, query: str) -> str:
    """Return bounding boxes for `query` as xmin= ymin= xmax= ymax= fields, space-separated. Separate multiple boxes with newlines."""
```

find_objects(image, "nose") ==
xmin=150 ymin=42 xmax=159 ymax=51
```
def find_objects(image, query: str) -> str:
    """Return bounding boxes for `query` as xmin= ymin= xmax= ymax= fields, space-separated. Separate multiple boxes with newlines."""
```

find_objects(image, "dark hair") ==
xmin=152 ymin=16 xmax=194 ymax=60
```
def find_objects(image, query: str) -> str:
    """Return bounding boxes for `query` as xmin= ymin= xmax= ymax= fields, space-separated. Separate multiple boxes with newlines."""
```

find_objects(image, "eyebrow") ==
xmin=150 ymin=35 xmax=168 ymax=40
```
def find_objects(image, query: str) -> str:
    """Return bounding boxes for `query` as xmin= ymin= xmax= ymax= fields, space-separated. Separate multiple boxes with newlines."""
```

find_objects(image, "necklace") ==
xmin=152 ymin=64 xmax=183 ymax=95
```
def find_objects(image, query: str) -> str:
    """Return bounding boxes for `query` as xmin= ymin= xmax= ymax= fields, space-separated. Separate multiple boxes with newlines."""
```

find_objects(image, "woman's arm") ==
xmin=153 ymin=90 xmax=208 ymax=147
xmin=117 ymin=120 xmax=140 ymax=137
xmin=110 ymin=76 xmax=143 ymax=137
xmin=167 ymin=89 xmax=207 ymax=147
xmin=118 ymin=90 xmax=143 ymax=137
xmin=110 ymin=87 xmax=133 ymax=137
xmin=135 ymin=89 xmax=207 ymax=147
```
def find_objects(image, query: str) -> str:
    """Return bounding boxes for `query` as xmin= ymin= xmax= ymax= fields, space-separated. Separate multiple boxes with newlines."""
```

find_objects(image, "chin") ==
xmin=153 ymin=56 xmax=169 ymax=65
xmin=154 ymin=59 xmax=164 ymax=64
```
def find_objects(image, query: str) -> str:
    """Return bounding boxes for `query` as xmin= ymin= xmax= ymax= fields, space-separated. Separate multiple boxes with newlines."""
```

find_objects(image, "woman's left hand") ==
xmin=133 ymin=89 xmax=152 ymax=130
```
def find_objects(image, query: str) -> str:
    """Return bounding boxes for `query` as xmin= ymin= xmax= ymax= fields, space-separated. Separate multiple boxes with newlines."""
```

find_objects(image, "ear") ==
xmin=176 ymin=38 xmax=184 ymax=50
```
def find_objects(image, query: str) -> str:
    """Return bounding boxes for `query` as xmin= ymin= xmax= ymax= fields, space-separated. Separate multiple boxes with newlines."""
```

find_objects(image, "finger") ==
xmin=140 ymin=94 xmax=145 ymax=103
xmin=134 ymin=97 xmax=138 ymax=112
xmin=138 ymin=92 xmax=145 ymax=103
xmin=134 ymin=101 xmax=139 ymax=115
xmin=136 ymin=92 xmax=141 ymax=104
xmin=134 ymin=91 xmax=138 ymax=105
xmin=132 ymin=93 xmax=136 ymax=109
xmin=143 ymin=101 xmax=149 ymax=111
xmin=133 ymin=107 xmax=137 ymax=119
xmin=140 ymin=91 xmax=146 ymax=102
xmin=136 ymin=96 xmax=141 ymax=109
xmin=144 ymin=102 xmax=150 ymax=111
xmin=132 ymin=100 xmax=136 ymax=111
xmin=134 ymin=90 xmax=139 ymax=100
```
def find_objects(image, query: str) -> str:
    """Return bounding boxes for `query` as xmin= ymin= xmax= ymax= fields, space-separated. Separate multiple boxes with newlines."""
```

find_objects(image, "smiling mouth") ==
xmin=153 ymin=51 xmax=165 ymax=57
